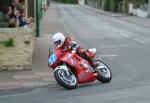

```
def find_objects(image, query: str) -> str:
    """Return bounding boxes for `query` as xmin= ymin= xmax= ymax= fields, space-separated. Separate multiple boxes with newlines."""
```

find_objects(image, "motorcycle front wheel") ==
xmin=94 ymin=60 xmax=112 ymax=83
xmin=54 ymin=68 xmax=78 ymax=89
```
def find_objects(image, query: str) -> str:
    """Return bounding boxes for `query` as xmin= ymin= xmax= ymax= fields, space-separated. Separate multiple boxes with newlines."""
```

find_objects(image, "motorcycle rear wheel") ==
xmin=54 ymin=68 xmax=78 ymax=89
xmin=94 ymin=60 xmax=112 ymax=83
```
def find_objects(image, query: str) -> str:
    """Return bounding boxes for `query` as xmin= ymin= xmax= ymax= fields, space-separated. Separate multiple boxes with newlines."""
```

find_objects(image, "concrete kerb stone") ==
xmin=81 ymin=5 xmax=127 ymax=17
xmin=81 ymin=5 xmax=150 ymax=28
xmin=120 ymin=18 xmax=150 ymax=28
xmin=0 ymin=81 xmax=56 ymax=91
xmin=0 ymin=82 xmax=58 ymax=96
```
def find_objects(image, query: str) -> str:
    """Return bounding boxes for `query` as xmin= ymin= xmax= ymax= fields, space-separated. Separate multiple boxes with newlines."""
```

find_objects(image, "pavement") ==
xmin=0 ymin=3 xmax=150 ymax=90
xmin=82 ymin=5 xmax=150 ymax=28
xmin=0 ymin=4 xmax=66 ymax=90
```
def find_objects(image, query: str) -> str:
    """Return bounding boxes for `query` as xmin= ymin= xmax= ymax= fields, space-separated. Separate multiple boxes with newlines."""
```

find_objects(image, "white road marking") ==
xmin=42 ymin=77 xmax=55 ymax=82
xmin=83 ymin=20 xmax=147 ymax=45
xmin=120 ymin=31 xmax=136 ymax=36
xmin=101 ymin=45 xmax=129 ymax=48
xmin=101 ymin=24 xmax=135 ymax=38
xmin=99 ymin=22 xmax=103 ymax=25
xmin=133 ymin=38 xmax=147 ymax=44
xmin=22 ymin=82 xmax=49 ymax=86
xmin=99 ymin=55 xmax=118 ymax=57
xmin=34 ymin=71 xmax=53 ymax=76
xmin=111 ymin=28 xmax=119 ymax=32
xmin=14 ymin=75 xmax=41 ymax=79
xmin=104 ymin=25 xmax=111 ymax=29
xmin=120 ymin=32 xmax=130 ymax=38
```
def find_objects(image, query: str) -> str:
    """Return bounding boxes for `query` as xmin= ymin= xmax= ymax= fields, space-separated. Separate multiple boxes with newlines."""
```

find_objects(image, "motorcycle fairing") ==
xmin=49 ymin=53 xmax=57 ymax=65
xmin=88 ymin=48 xmax=96 ymax=53
xmin=60 ymin=53 xmax=97 ymax=84
xmin=61 ymin=53 xmax=79 ymax=67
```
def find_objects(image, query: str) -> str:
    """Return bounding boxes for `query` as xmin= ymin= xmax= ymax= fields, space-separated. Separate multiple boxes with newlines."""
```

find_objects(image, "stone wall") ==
xmin=0 ymin=28 xmax=35 ymax=70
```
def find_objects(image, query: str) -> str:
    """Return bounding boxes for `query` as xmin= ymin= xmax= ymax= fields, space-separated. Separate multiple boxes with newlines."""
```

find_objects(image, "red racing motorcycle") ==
xmin=48 ymin=47 xmax=112 ymax=89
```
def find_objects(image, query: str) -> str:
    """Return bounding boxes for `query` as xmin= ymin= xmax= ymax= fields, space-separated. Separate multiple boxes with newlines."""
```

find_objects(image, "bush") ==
xmin=123 ymin=0 xmax=128 ymax=13
xmin=0 ymin=0 xmax=9 ymax=11
xmin=102 ymin=0 xmax=110 ymax=11
xmin=64 ymin=0 xmax=78 ymax=4
xmin=117 ymin=1 xmax=123 ymax=13
xmin=131 ymin=0 xmax=147 ymax=4
xmin=0 ymin=38 xmax=14 ymax=47
xmin=109 ymin=0 xmax=117 ymax=12
xmin=130 ymin=0 xmax=147 ymax=9
xmin=98 ymin=0 xmax=103 ymax=9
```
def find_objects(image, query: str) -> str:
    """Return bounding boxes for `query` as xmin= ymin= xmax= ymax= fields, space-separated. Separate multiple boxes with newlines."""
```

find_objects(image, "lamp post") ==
xmin=35 ymin=0 xmax=40 ymax=37
xmin=148 ymin=0 xmax=150 ymax=17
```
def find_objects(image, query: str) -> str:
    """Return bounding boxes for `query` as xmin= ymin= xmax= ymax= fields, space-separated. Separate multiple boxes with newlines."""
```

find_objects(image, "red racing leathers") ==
xmin=59 ymin=36 xmax=94 ymax=66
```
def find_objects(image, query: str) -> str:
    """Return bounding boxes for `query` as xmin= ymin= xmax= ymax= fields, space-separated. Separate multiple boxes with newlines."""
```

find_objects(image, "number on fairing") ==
xmin=49 ymin=53 xmax=57 ymax=65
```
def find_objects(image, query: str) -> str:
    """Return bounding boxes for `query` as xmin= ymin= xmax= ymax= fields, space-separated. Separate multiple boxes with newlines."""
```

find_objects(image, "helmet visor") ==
xmin=54 ymin=40 xmax=61 ymax=47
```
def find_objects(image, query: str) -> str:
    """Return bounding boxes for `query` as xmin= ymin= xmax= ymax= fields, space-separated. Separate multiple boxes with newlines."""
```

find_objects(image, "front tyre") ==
xmin=94 ymin=60 xmax=112 ymax=83
xmin=54 ymin=68 xmax=78 ymax=89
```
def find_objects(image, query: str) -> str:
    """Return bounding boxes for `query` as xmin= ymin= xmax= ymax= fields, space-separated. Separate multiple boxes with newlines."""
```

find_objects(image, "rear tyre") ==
xmin=94 ymin=60 xmax=112 ymax=83
xmin=54 ymin=68 xmax=78 ymax=89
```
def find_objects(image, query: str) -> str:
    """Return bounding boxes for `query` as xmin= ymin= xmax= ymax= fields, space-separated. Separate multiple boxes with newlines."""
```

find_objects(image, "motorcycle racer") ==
xmin=51 ymin=32 xmax=96 ymax=67
xmin=48 ymin=33 xmax=112 ymax=89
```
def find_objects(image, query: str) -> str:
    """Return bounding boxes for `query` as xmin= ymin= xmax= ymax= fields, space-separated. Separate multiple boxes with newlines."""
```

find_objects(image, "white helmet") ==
xmin=52 ymin=33 xmax=65 ymax=48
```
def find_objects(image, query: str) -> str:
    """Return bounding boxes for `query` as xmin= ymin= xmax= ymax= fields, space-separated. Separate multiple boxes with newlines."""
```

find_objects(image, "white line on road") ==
xmin=111 ymin=28 xmax=119 ymax=32
xmin=120 ymin=31 xmax=136 ymax=36
xmin=101 ymin=45 xmax=129 ymax=48
xmin=99 ymin=55 xmax=118 ymax=57
xmin=120 ymin=32 xmax=130 ymax=38
xmin=34 ymin=71 xmax=53 ymax=76
xmin=104 ymin=25 xmax=111 ymax=29
xmin=42 ymin=77 xmax=55 ymax=82
xmin=133 ymin=38 xmax=147 ymax=44
xmin=22 ymin=82 xmax=49 ymax=86
xmin=14 ymin=75 xmax=41 ymax=79
xmin=102 ymin=24 xmax=135 ymax=38
xmin=99 ymin=22 xmax=103 ymax=25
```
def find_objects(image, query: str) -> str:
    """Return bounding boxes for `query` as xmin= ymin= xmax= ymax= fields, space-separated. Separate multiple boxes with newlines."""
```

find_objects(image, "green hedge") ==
xmin=0 ymin=0 xmax=9 ymax=11
xmin=118 ymin=1 xmax=123 ymax=13
xmin=64 ymin=0 xmax=78 ymax=4
xmin=123 ymin=0 xmax=128 ymax=13
xmin=109 ymin=0 xmax=117 ymax=12
xmin=102 ymin=0 xmax=109 ymax=11
xmin=98 ymin=0 xmax=103 ymax=9
xmin=131 ymin=0 xmax=147 ymax=4
xmin=0 ymin=38 xmax=14 ymax=47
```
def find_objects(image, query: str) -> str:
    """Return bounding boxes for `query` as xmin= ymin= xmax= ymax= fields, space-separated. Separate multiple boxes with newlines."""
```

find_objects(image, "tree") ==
xmin=148 ymin=0 xmax=150 ymax=17
xmin=0 ymin=0 xmax=10 ymax=11
xmin=123 ymin=0 xmax=128 ymax=13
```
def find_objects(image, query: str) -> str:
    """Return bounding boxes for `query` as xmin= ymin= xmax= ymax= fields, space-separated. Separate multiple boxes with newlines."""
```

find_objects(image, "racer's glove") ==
xmin=68 ymin=41 xmax=77 ymax=50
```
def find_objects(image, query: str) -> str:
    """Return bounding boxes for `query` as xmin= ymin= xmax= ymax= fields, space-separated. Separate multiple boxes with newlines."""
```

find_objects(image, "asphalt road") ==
xmin=1 ymin=4 xmax=150 ymax=103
